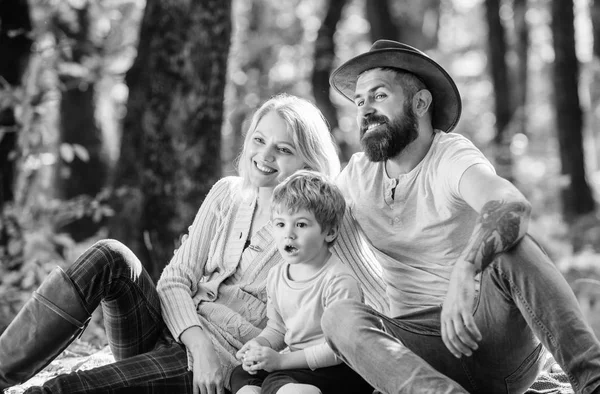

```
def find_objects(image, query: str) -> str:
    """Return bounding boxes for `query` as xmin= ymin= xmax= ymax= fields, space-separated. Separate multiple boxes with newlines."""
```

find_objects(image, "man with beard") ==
xmin=322 ymin=40 xmax=600 ymax=393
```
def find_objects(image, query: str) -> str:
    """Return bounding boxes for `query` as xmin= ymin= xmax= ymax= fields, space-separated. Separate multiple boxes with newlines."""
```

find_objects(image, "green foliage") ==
xmin=0 ymin=190 xmax=113 ymax=333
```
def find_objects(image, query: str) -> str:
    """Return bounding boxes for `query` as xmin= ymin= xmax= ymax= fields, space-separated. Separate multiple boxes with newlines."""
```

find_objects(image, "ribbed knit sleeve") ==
xmin=333 ymin=209 xmax=389 ymax=315
xmin=157 ymin=177 xmax=236 ymax=341
xmin=256 ymin=268 xmax=287 ymax=350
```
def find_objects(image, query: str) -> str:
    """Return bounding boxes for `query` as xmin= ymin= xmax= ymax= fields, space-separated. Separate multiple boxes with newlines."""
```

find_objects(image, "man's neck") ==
xmin=385 ymin=128 xmax=435 ymax=179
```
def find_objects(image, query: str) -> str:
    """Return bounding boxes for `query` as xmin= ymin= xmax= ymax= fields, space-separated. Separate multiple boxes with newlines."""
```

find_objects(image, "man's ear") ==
xmin=413 ymin=89 xmax=433 ymax=118
xmin=325 ymin=225 xmax=339 ymax=243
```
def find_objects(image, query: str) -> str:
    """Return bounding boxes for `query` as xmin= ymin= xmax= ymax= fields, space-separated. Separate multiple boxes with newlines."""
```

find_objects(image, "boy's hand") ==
xmin=242 ymin=346 xmax=281 ymax=373
xmin=235 ymin=339 xmax=262 ymax=361
xmin=241 ymin=357 xmax=258 ymax=375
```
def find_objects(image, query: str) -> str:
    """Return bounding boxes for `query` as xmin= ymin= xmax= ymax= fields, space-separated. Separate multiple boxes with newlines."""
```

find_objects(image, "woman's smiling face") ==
xmin=246 ymin=110 xmax=306 ymax=189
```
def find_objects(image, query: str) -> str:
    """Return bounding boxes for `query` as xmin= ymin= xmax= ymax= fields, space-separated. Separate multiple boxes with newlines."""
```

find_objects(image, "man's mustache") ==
xmin=360 ymin=114 xmax=390 ymax=133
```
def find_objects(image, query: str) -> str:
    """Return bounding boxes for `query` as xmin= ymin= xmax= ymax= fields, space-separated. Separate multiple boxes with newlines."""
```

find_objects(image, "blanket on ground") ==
xmin=6 ymin=342 xmax=574 ymax=394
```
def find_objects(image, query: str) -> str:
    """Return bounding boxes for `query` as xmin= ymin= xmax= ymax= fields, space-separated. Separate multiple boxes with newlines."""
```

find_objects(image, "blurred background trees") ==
xmin=1 ymin=0 xmax=600 ymax=338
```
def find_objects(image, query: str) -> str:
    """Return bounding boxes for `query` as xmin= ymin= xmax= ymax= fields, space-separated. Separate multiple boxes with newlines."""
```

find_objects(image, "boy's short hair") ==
xmin=271 ymin=170 xmax=346 ymax=243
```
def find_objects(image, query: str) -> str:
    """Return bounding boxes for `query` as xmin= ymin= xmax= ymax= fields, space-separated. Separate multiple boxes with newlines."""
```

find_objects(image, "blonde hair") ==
xmin=236 ymin=94 xmax=340 ymax=195
xmin=271 ymin=170 xmax=346 ymax=244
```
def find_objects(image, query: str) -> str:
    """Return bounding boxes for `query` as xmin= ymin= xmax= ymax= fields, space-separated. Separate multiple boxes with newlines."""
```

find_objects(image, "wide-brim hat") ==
xmin=330 ymin=40 xmax=462 ymax=133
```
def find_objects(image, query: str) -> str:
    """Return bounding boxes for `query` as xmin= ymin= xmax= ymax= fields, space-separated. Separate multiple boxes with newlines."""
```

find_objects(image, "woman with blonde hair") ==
xmin=0 ymin=94 xmax=386 ymax=394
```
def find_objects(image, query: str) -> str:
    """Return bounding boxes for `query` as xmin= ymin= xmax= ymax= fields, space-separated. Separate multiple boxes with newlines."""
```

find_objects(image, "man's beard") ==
xmin=360 ymin=105 xmax=419 ymax=162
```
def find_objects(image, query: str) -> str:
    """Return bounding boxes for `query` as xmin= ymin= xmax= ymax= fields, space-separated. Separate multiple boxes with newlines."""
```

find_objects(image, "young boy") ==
xmin=229 ymin=170 xmax=372 ymax=394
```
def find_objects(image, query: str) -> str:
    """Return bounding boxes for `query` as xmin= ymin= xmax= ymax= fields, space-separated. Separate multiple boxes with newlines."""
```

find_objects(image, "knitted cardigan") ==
xmin=156 ymin=176 xmax=388 ymax=382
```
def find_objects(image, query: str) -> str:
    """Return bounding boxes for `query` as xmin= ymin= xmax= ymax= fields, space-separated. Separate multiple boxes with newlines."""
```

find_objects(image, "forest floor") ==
xmin=5 ymin=342 xmax=114 ymax=394
xmin=6 ymin=270 xmax=600 ymax=394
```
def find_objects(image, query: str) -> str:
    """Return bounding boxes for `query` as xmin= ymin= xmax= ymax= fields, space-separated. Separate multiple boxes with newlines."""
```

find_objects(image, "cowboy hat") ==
xmin=329 ymin=40 xmax=462 ymax=133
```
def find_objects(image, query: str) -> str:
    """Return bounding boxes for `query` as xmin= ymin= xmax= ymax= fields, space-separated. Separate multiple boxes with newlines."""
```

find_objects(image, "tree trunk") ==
xmin=592 ymin=0 xmax=600 ymax=57
xmin=0 ymin=0 xmax=32 ymax=267
xmin=109 ymin=0 xmax=232 ymax=280
xmin=366 ymin=1 xmax=440 ymax=49
xmin=48 ymin=4 xmax=109 ymax=239
xmin=484 ymin=0 xmax=514 ymax=182
xmin=551 ymin=0 xmax=596 ymax=222
xmin=366 ymin=0 xmax=399 ymax=42
xmin=223 ymin=0 xmax=269 ymax=174
xmin=312 ymin=0 xmax=349 ymax=161
xmin=513 ymin=0 xmax=529 ymax=137
xmin=590 ymin=0 xmax=600 ymax=172
xmin=0 ymin=0 xmax=32 ymax=207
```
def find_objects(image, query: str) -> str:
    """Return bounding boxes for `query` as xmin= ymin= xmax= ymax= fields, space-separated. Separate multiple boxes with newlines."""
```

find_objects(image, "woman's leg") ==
xmin=0 ymin=266 xmax=92 ymax=388
xmin=38 ymin=239 xmax=193 ymax=393
xmin=26 ymin=336 xmax=191 ymax=393
xmin=64 ymin=239 xmax=164 ymax=359
xmin=1 ymin=239 xmax=190 ymax=393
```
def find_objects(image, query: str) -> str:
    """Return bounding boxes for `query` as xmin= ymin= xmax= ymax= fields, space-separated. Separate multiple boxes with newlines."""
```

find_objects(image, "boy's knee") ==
xmin=237 ymin=385 xmax=262 ymax=394
xmin=276 ymin=383 xmax=322 ymax=394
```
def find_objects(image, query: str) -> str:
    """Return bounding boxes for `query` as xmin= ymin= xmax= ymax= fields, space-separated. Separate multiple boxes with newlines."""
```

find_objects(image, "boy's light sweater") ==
xmin=258 ymin=254 xmax=363 ymax=370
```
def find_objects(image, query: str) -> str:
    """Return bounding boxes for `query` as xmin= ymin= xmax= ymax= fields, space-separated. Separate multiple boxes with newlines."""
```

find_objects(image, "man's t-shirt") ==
xmin=336 ymin=131 xmax=495 ymax=317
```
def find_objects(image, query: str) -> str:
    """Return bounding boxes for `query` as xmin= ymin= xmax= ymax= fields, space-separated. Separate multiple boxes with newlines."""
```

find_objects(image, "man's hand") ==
xmin=441 ymin=261 xmax=482 ymax=358
xmin=242 ymin=346 xmax=282 ymax=373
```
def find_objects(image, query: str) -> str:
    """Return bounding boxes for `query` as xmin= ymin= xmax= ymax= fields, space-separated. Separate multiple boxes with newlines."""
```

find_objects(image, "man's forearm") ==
xmin=462 ymin=199 xmax=531 ymax=273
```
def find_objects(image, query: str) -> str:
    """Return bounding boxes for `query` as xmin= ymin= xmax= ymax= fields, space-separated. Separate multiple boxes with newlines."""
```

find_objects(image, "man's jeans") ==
xmin=322 ymin=236 xmax=600 ymax=393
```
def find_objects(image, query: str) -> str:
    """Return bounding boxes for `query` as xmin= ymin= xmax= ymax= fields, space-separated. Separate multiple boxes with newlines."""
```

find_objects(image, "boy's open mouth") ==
xmin=284 ymin=244 xmax=297 ymax=254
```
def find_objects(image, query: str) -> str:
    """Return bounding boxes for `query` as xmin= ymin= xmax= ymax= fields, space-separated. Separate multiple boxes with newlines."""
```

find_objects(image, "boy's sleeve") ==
xmin=304 ymin=272 xmax=362 ymax=370
xmin=303 ymin=342 xmax=342 ymax=370
xmin=323 ymin=273 xmax=363 ymax=307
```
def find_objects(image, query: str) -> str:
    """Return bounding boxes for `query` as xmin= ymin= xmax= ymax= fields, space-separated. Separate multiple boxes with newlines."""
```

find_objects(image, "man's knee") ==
xmin=276 ymin=383 xmax=322 ymax=394
xmin=492 ymin=235 xmax=555 ymax=276
xmin=321 ymin=299 xmax=363 ymax=339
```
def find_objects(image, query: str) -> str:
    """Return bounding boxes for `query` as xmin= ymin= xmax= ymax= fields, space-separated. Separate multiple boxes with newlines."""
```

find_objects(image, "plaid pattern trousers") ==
xmin=26 ymin=239 xmax=193 ymax=394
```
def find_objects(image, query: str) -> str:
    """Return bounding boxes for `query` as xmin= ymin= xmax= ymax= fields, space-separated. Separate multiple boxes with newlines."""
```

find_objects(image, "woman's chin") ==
xmin=249 ymin=175 xmax=278 ymax=189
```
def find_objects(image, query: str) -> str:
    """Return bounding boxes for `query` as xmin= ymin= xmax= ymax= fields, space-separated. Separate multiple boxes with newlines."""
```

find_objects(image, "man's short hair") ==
xmin=271 ymin=170 xmax=346 ymax=243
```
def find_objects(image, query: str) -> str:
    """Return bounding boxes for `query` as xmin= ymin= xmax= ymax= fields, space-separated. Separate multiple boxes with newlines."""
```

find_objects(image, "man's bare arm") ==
xmin=462 ymin=199 xmax=531 ymax=273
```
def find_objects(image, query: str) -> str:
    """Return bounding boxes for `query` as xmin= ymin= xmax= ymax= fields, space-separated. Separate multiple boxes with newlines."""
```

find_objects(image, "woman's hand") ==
xmin=180 ymin=326 xmax=225 ymax=394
